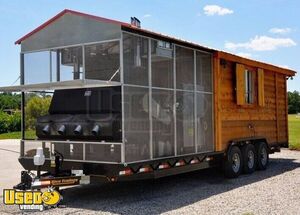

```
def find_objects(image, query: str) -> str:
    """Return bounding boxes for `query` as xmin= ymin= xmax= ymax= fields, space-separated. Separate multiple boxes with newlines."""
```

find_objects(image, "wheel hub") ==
xmin=232 ymin=153 xmax=241 ymax=173
xmin=261 ymin=148 xmax=267 ymax=166
xmin=247 ymin=150 xmax=255 ymax=169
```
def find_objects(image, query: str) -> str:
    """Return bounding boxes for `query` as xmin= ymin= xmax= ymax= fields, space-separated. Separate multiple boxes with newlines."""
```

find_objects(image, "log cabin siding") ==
xmin=215 ymin=57 xmax=289 ymax=151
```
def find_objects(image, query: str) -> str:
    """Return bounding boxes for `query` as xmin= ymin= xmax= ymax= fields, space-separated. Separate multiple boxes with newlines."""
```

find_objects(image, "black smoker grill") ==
xmin=36 ymin=87 xmax=122 ymax=142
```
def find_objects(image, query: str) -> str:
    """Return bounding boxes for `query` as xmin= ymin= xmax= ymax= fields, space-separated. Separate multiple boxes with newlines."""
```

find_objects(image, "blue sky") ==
xmin=0 ymin=0 xmax=299 ymax=91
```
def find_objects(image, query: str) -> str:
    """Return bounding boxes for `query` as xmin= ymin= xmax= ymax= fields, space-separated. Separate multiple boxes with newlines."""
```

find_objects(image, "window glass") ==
xmin=24 ymin=51 xmax=50 ymax=84
xmin=151 ymin=40 xmax=174 ymax=88
xmin=50 ymin=46 xmax=83 ymax=81
xmin=176 ymin=46 xmax=194 ymax=90
xmin=152 ymin=89 xmax=174 ymax=158
xmin=123 ymin=33 xmax=149 ymax=86
xmin=176 ymin=91 xmax=195 ymax=155
xmin=85 ymin=41 xmax=120 ymax=82
xmin=245 ymin=70 xmax=253 ymax=104
xmin=196 ymin=52 xmax=212 ymax=92
xmin=196 ymin=93 xmax=213 ymax=152
xmin=124 ymin=86 xmax=150 ymax=162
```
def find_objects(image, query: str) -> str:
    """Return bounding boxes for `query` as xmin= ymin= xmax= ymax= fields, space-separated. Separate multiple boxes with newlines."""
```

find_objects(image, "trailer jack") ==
xmin=14 ymin=171 xmax=33 ymax=190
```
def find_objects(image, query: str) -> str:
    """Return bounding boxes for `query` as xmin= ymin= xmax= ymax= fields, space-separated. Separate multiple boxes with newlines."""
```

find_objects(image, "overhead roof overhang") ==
xmin=217 ymin=51 xmax=296 ymax=77
xmin=0 ymin=79 xmax=121 ymax=92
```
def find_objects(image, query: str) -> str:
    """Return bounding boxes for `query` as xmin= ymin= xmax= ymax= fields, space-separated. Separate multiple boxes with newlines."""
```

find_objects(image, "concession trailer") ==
xmin=0 ymin=9 xmax=296 ymax=190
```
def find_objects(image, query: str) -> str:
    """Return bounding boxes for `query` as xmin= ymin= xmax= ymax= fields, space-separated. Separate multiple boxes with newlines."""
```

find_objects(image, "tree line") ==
xmin=288 ymin=91 xmax=300 ymax=114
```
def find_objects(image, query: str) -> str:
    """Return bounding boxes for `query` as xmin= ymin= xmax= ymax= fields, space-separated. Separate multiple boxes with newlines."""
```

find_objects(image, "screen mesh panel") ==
xmin=124 ymin=86 xmax=150 ymax=162
xmin=123 ymin=33 xmax=149 ymax=86
xmin=152 ymin=89 xmax=175 ymax=158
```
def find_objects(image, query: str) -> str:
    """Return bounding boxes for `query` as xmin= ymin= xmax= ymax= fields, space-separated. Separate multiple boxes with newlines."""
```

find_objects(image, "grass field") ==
xmin=0 ymin=130 xmax=35 ymax=140
xmin=0 ymin=116 xmax=299 ymax=150
xmin=288 ymin=114 xmax=300 ymax=150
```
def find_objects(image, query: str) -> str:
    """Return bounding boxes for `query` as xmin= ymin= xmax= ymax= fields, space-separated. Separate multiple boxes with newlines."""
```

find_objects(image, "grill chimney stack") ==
xmin=131 ymin=17 xmax=141 ymax=28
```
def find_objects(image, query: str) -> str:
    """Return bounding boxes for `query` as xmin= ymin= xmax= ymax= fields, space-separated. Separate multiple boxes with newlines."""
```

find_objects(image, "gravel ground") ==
xmin=0 ymin=140 xmax=300 ymax=215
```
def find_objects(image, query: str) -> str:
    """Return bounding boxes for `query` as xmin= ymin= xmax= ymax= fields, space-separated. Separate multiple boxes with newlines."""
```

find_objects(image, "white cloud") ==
xmin=203 ymin=5 xmax=233 ymax=16
xmin=225 ymin=36 xmax=297 ymax=51
xmin=143 ymin=14 xmax=151 ymax=18
xmin=269 ymin=28 xmax=291 ymax=35
xmin=237 ymin=52 xmax=252 ymax=58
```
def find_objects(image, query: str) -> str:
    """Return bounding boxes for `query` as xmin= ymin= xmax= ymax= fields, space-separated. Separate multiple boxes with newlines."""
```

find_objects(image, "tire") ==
xmin=224 ymin=146 xmax=243 ymax=178
xmin=242 ymin=144 xmax=256 ymax=174
xmin=256 ymin=142 xmax=269 ymax=170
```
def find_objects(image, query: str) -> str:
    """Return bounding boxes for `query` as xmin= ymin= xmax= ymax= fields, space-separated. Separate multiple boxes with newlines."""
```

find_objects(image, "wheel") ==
xmin=224 ymin=146 xmax=243 ymax=178
xmin=256 ymin=142 xmax=269 ymax=170
xmin=242 ymin=144 xmax=256 ymax=174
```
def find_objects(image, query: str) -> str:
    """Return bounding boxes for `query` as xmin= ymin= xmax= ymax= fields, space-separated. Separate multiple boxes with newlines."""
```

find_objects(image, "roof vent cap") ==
xmin=131 ymin=17 xmax=141 ymax=28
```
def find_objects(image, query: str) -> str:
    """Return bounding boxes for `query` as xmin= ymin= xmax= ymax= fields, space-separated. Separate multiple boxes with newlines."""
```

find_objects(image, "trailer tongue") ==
xmin=14 ymin=171 xmax=90 ymax=190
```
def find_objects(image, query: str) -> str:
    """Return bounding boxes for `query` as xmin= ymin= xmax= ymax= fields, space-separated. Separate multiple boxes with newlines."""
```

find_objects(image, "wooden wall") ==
xmin=213 ymin=55 xmax=288 ymax=151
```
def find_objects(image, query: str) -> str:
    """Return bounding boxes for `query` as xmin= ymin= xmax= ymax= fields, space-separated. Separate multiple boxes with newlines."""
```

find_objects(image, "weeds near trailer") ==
xmin=289 ymin=114 xmax=300 ymax=150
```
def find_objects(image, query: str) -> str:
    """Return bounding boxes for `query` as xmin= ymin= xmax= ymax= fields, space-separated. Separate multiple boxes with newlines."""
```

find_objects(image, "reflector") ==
xmin=119 ymin=168 xmax=133 ymax=176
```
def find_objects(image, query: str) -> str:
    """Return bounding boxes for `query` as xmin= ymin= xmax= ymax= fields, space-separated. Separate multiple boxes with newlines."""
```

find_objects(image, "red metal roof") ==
xmin=15 ymin=9 xmax=215 ymax=52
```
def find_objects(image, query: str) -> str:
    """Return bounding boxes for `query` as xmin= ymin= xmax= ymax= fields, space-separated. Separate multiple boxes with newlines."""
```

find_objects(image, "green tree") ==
xmin=0 ymin=112 xmax=10 ymax=133
xmin=25 ymin=96 xmax=51 ymax=129
xmin=0 ymin=93 xmax=21 ymax=110
xmin=288 ymin=91 xmax=300 ymax=114
xmin=0 ymin=111 xmax=21 ymax=134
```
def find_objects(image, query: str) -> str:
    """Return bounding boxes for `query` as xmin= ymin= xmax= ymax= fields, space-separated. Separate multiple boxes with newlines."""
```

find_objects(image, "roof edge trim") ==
xmin=218 ymin=51 xmax=296 ymax=76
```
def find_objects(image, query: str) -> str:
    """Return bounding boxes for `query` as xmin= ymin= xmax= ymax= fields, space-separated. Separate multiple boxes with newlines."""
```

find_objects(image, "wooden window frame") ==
xmin=236 ymin=63 xmax=265 ymax=107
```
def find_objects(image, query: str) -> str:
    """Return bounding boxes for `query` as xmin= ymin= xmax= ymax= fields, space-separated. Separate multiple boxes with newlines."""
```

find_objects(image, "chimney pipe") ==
xmin=92 ymin=125 xmax=100 ymax=136
xmin=57 ymin=125 xmax=66 ymax=135
xmin=74 ymin=125 xmax=82 ymax=135
xmin=131 ymin=17 xmax=141 ymax=28
xmin=42 ymin=124 xmax=50 ymax=135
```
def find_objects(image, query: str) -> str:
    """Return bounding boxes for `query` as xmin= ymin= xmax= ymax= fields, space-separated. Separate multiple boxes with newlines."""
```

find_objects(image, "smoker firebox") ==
xmin=36 ymin=86 xmax=122 ymax=142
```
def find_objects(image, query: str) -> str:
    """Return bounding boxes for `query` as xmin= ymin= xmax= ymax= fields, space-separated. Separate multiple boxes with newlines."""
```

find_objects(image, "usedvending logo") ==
xmin=3 ymin=187 xmax=61 ymax=211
